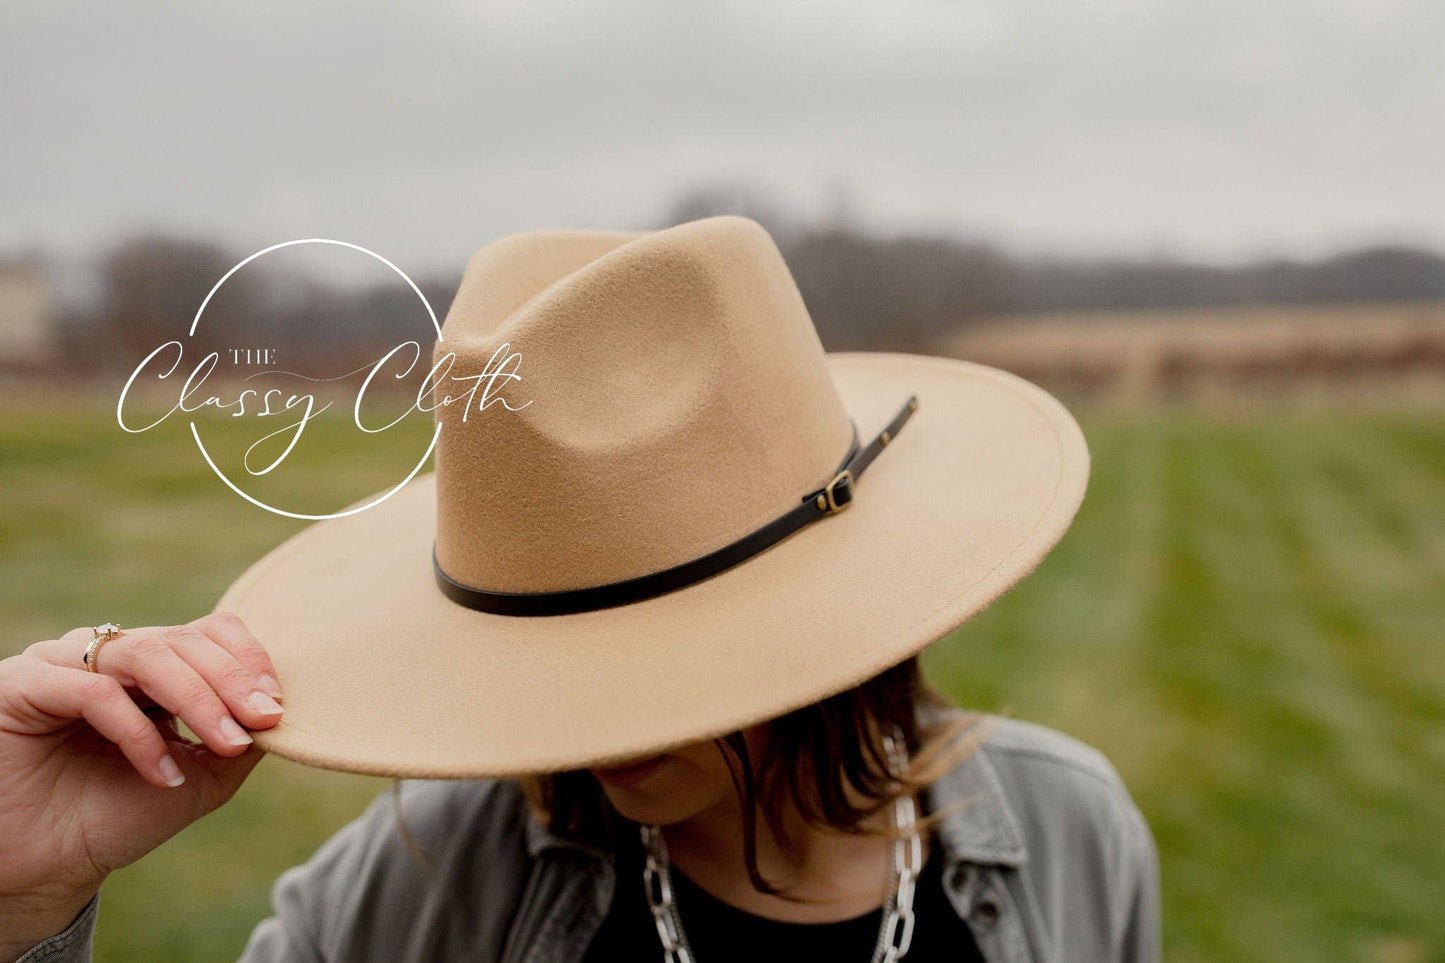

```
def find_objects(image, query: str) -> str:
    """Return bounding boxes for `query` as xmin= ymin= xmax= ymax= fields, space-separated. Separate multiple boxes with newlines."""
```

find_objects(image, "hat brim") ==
xmin=218 ymin=352 xmax=1088 ymax=779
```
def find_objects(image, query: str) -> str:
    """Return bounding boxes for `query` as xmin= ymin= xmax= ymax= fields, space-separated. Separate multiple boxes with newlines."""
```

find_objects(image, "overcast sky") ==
xmin=3 ymin=0 xmax=1442 ymax=287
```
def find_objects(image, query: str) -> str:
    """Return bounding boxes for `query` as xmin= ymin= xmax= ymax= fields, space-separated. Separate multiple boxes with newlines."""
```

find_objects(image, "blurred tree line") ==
xmin=62 ymin=236 xmax=457 ymax=378
xmin=41 ymin=188 xmax=1445 ymax=375
xmin=665 ymin=186 xmax=1445 ymax=352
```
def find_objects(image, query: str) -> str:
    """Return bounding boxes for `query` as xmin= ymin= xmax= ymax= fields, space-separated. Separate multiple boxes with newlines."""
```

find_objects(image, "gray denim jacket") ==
xmin=22 ymin=715 xmax=1160 ymax=962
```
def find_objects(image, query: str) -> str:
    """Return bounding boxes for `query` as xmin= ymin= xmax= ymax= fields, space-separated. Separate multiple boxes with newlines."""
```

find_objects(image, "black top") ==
xmin=581 ymin=825 xmax=984 ymax=963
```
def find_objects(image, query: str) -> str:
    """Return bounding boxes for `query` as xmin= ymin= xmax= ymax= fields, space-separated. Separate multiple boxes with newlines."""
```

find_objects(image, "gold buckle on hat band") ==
xmin=822 ymin=469 xmax=855 ymax=514
xmin=433 ymin=393 xmax=920 ymax=617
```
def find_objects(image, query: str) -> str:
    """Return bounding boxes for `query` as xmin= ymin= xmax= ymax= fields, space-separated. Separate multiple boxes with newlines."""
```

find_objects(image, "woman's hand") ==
xmin=0 ymin=613 xmax=283 ymax=959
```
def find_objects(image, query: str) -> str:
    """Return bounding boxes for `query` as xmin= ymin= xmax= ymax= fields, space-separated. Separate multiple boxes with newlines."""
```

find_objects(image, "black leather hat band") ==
xmin=433 ymin=394 xmax=919 ymax=617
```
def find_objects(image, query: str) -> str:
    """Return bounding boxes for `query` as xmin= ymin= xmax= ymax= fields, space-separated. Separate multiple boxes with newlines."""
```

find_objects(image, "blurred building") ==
xmin=0 ymin=259 xmax=56 ymax=367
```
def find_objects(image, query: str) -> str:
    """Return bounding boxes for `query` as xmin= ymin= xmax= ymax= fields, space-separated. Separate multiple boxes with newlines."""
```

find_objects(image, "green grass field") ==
xmin=2 ymin=397 xmax=1441 ymax=961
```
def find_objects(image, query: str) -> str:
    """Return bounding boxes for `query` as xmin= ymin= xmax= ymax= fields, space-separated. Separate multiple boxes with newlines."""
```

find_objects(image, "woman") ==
xmin=1 ymin=217 xmax=1159 ymax=962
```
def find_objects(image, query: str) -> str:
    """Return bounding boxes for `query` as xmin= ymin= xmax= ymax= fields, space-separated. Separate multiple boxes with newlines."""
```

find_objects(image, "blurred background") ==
xmin=2 ymin=2 xmax=1442 ymax=960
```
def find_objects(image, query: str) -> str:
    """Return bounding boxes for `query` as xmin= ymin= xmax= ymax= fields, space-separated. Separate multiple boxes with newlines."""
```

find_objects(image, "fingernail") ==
xmin=219 ymin=717 xmax=254 ymax=747
xmin=158 ymin=754 xmax=185 ymax=787
xmin=257 ymin=674 xmax=283 ymax=701
xmin=246 ymin=690 xmax=283 ymax=716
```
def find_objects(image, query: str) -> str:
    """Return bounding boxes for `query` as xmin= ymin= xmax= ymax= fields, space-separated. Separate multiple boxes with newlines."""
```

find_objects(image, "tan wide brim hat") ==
xmin=217 ymin=219 xmax=1089 ymax=779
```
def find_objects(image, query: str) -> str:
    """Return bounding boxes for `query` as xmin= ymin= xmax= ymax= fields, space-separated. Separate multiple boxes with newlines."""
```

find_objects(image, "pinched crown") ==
xmin=432 ymin=216 xmax=853 ymax=594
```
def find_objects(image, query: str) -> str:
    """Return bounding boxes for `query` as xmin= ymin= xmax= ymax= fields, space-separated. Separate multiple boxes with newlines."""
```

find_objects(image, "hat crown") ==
xmin=433 ymin=216 xmax=853 ymax=593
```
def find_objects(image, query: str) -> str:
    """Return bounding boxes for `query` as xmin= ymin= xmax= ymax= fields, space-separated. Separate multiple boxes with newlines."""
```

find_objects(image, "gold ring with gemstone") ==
xmin=83 ymin=623 xmax=122 ymax=673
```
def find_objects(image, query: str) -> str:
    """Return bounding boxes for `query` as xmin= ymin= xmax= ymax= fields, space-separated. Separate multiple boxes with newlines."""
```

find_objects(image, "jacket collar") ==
xmin=524 ymin=709 xmax=1027 ymax=869
xmin=922 ymin=714 xmax=1028 ymax=869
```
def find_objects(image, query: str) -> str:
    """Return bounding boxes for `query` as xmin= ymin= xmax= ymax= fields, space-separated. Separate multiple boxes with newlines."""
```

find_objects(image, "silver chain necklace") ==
xmin=640 ymin=729 xmax=922 ymax=963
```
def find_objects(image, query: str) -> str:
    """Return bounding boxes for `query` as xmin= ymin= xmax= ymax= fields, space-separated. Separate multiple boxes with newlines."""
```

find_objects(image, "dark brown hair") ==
xmin=517 ymin=655 xmax=986 ymax=897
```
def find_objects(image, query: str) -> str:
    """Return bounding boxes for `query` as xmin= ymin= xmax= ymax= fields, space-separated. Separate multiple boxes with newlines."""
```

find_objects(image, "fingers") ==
xmin=48 ymin=615 xmax=282 ymax=701
xmin=97 ymin=635 xmax=263 ymax=756
xmin=191 ymin=612 xmax=283 ymax=702
xmin=27 ymin=622 xmax=284 ymax=757
xmin=6 ymin=658 xmax=186 ymax=789
xmin=171 ymin=735 xmax=267 ymax=814
xmin=164 ymin=623 xmax=285 ymax=729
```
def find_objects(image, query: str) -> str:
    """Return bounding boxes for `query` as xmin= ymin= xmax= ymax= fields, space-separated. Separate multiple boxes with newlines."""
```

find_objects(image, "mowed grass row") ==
xmin=2 ymin=399 xmax=1442 ymax=961
xmin=926 ymin=406 xmax=1445 ymax=961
